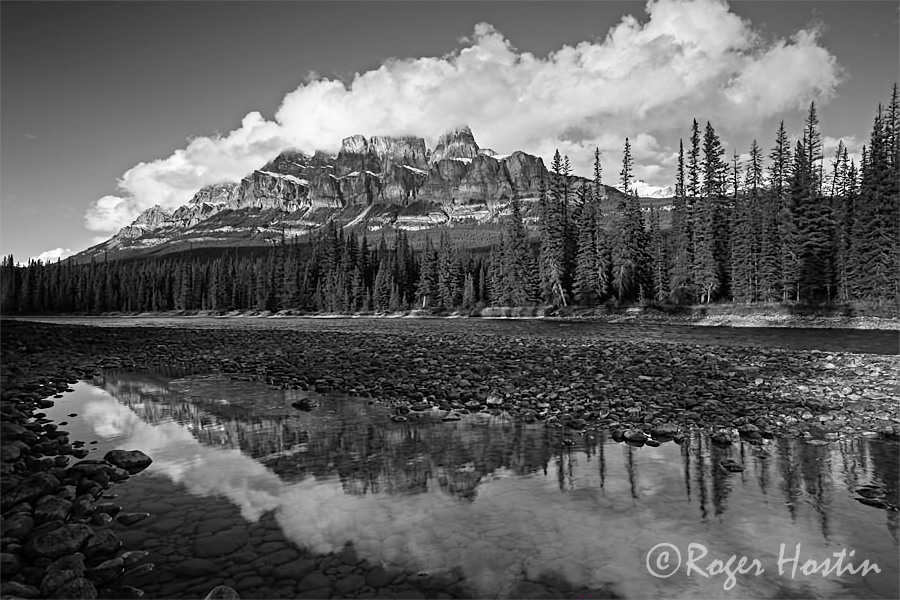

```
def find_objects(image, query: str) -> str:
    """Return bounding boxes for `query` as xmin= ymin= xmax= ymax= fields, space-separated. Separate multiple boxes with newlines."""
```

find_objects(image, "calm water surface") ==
xmin=47 ymin=371 xmax=899 ymax=599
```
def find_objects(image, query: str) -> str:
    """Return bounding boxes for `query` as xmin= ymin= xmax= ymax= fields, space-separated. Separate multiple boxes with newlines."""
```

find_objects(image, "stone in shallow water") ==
xmin=86 ymin=556 xmax=125 ymax=586
xmin=623 ymin=429 xmax=648 ymax=443
xmin=298 ymin=571 xmax=332 ymax=591
xmin=193 ymin=529 xmax=249 ymax=558
xmin=366 ymin=565 xmax=394 ymax=588
xmin=333 ymin=573 xmax=365 ymax=595
xmin=103 ymin=450 xmax=152 ymax=474
xmin=117 ymin=512 xmax=151 ymax=527
xmin=719 ymin=459 xmax=745 ymax=473
xmin=175 ymin=557 xmax=218 ymax=577
xmin=272 ymin=558 xmax=316 ymax=581
xmin=204 ymin=585 xmax=240 ymax=599
xmin=84 ymin=529 xmax=122 ymax=560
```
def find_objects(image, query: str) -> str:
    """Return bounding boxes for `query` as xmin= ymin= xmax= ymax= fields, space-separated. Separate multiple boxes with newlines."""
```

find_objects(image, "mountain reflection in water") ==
xmin=57 ymin=371 xmax=898 ymax=599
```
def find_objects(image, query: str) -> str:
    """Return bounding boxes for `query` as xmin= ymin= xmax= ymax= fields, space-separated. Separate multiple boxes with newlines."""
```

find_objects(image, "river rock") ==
xmin=116 ymin=512 xmax=151 ymax=526
xmin=193 ymin=529 xmax=249 ymax=558
xmin=51 ymin=576 xmax=97 ymax=599
xmin=711 ymin=429 xmax=738 ymax=445
xmin=719 ymin=459 xmax=745 ymax=473
xmin=738 ymin=423 xmax=761 ymax=439
xmin=651 ymin=423 xmax=679 ymax=439
xmin=120 ymin=551 xmax=149 ymax=569
xmin=366 ymin=565 xmax=395 ymax=588
xmin=204 ymin=585 xmax=240 ymax=599
xmin=1 ymin=472 xmax=60 ymax=508
xmin=175 ymin=557 xmax=218 ymax=577
xmin=47 ymin=552 xmax=86 ymax=573
xmin=1 ymin=581 xmax=41 ymax=598
xmin=86 ymin=557 xmax=125 ymax=586
xmin=41 ymin=568 xmax=79 ymax=597
xmin=271 ymin=558 xmax=316 ymax=581
xmin=102 ymin=450 xmax=152 ymax=474
xmin=0 ymin=551 xmax=22 ymax=576
xmin=84 ymin=530 xmax=122 ymax=560
xmin=623 ymin=429 xmax=648 ymax=443
xmin=34 ymin=496 xmax=73 ymax=523
xmin=4 ymin=513 xmax=35 ymax=540
xmin=334 ymin=573 xmax=366 ymax=595
xmin=1 ymin=444 xmax=22 ymax=462
xmin=25 ymin=524 xmax=93 ymax=560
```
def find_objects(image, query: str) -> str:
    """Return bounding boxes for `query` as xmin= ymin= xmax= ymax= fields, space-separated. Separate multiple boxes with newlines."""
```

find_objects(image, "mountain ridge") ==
xmin=76 ymin=127 xmax=669 ymax=261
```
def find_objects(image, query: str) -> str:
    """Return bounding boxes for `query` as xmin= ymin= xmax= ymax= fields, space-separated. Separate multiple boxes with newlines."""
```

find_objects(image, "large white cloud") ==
xmin=30 ymin=247 xmax=75 ymax=263
xmin=84 ymin=0 xmax=843 ymax=234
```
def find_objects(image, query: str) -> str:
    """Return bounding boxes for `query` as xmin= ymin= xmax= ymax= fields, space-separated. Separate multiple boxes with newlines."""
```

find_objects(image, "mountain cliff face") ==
xmin=80 ymin=127 xmax=646 ymax=260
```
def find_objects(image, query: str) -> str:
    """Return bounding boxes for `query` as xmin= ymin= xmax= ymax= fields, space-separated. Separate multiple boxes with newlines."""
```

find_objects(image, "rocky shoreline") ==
xmin=0 ymin=372 xmax=156 ymax=599
xmin=1 ymin=318 xmax=898 ymax=598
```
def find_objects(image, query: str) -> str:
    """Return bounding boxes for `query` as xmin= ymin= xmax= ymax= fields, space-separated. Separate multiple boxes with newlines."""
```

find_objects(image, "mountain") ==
xmin=76 ymin=127 xmax=663 ymax=261
xmin=632 ymin=180 xmax=675 ymax=199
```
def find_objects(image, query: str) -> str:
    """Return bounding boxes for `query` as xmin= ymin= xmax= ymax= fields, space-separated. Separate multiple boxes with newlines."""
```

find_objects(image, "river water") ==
xmin=46 ymin=370 xmax=898 ymax=600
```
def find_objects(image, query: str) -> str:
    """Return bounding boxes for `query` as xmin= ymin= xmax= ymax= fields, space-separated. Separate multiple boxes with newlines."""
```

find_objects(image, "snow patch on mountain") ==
xmin=632 ymin=180 xmax=674 ymax=198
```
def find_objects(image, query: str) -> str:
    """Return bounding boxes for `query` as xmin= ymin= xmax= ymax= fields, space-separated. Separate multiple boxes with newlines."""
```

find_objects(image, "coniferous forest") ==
xmin=2 ymin=88 xmax=898 ymax=315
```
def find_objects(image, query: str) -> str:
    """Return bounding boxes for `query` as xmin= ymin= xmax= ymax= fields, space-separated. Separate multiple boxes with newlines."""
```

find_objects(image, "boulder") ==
xmin=1 ymin=472 xmax=59 ymax=508
xmin=102 ymin=450 xmax=152 ymax=474
xmin=25 ymin=524 xmax=93 ymax=560
xmin=623 ymin=429 xmax=649 ymax=443
xmin=83 ymin=530 xmax=121 ymax=560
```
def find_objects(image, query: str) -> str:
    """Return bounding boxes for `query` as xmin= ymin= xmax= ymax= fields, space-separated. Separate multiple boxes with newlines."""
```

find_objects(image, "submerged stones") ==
xmin=290 ymin=399 xmax=316 ymax=412
xmin=719 ymin=459 xmax=746 ymax=473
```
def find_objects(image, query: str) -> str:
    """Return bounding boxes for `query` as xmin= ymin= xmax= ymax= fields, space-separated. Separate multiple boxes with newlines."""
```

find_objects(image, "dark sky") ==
xmin=2 ymin=1 xmax=898 ymax=262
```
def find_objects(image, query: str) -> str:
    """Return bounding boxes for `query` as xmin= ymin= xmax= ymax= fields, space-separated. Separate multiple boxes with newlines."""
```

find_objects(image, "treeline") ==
xmin=2 ymin=86 xmax=898 ymax=314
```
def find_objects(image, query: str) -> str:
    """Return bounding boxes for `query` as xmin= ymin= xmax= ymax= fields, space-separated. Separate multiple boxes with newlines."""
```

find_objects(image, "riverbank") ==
xmin=3 ymin=319 xmax=897 ymax=440
xmin=5 ymin=300 xmax=899 ymax=330
xmin=2 ymin=318 xmax=898 ymax=598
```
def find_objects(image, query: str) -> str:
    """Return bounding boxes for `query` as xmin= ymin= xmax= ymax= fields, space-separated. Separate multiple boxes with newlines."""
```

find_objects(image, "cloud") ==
xmin=84 ymin=0 xmax=843 ymax=233
xmin=30 ymin=247 xmax=74 ymax=263
xmin=23 ymin=133 xmax=38 ymax=140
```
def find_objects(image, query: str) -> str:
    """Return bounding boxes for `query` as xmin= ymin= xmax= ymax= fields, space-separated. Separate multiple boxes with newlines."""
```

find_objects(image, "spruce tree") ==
xmin=669 ymin=139 xmax=694 ymax=303
xmin=539 ymin=161 xmax=566 ymax=306
xmin=573 ymin=185 xmax=598 ymax=305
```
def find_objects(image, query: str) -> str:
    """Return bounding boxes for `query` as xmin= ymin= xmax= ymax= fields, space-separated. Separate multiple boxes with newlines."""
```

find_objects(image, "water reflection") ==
xmin=51 ymin=371 xmax=899 ymax=599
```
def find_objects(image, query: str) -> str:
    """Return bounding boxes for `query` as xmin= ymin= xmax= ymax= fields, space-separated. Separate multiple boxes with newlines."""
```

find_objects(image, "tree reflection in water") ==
xmin=84 ymin=370 xmax=898 ymax=599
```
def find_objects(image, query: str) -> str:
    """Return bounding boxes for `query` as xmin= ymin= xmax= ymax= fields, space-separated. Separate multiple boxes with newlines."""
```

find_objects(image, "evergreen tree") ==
xmin=593 ymin=148 xmax=612 ymax=300
xmin=501 ymin=197 xmax=537 ymax=305
xmin=669 ymin=139 xmax=694 ymax=303
xmin=688 ymin=119 xmax=701 ymax=198
xmin=649 ymin=207 xmax=669 ymax=303
xmin=573 ymin=185 xmax=598 ymax=305
xmin=694 ymin=121 xmax=728 ymax=303
xmin=539 ymin=164 xmax=566 ymax=306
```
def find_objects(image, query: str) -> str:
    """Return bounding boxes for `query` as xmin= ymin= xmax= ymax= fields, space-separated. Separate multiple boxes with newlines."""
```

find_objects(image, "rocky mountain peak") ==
xmin=368 ymin=136 xmax=428 ymax=168
xmin=339 ymin=135 xmax=369 ymax=156
xmin=261 ymin=151 xmax=315 ymax=176
xmin=133 ymin=205 xmax=171 ymax=228
xmin=189 ymin=182 xmax=240 ymax=205
xmin=430 ymin=125 xmax=479 ymax=164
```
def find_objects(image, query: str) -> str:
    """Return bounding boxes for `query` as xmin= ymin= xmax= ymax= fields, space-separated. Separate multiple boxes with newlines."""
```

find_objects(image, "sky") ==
xmin=2 ymin=0 xmax=898 ymax=263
